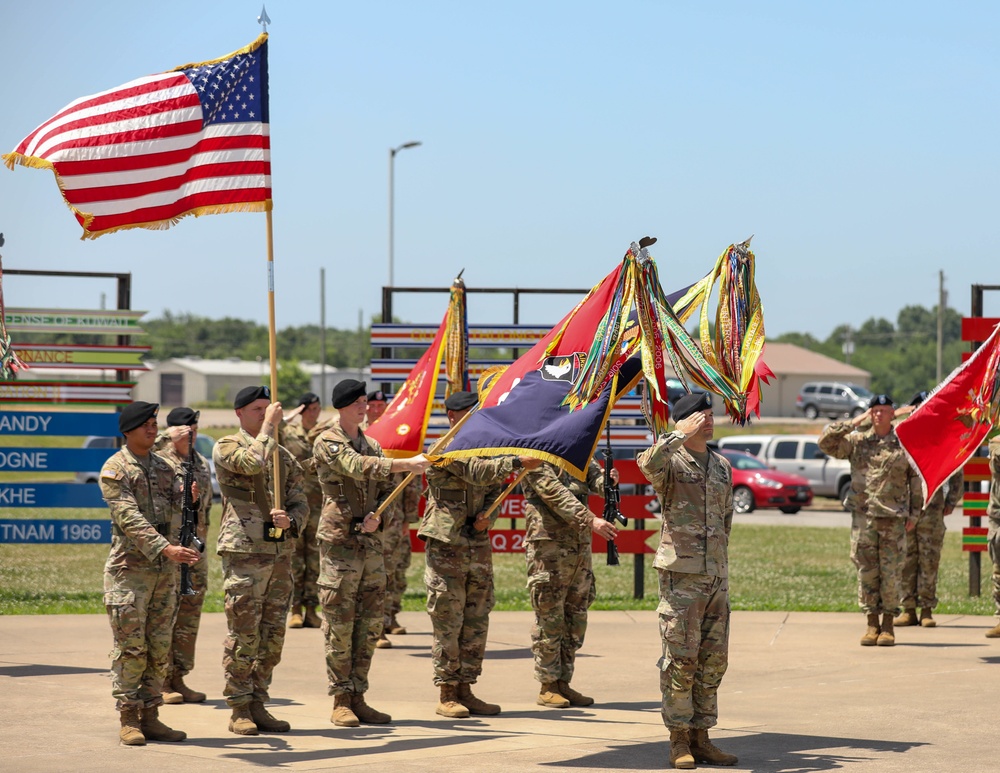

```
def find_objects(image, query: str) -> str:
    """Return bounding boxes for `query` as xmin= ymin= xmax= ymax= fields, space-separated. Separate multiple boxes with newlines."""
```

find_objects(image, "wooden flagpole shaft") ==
xmin=373 ymin=405 xmax=478 ymax=518
xmin=266 ymin=208 xmax=282 ymax=513
xmin=479 ymin=468 xmax=528 ymax=524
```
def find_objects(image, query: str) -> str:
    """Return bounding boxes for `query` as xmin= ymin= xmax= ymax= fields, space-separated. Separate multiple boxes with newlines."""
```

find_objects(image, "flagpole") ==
xmin=266 ymin=209 xmax=283 ymax=515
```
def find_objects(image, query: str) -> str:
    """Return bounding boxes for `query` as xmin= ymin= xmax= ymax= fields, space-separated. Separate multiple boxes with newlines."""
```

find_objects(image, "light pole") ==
xmin=388 ymin=141 xmax=421 ymax=287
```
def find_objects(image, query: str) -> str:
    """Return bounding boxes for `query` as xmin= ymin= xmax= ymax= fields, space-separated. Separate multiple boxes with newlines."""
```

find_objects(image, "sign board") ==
xmin=0 ymin=447 xmax=116 ymax=472
xmin=0 ymin=381 xmax=135 ymax=405
xmin=15 ymin=344 xmax=149 ymax=370
xmin=407 ymin=528 xmax=656 ymax=554
xmin=372 ymin=324 xmax=550 ymax=348
xmin=0 ymin=519 xmax=110 ymax=543
xmin=4 ymin=308 xmax=146 ymax=335
xmin=0 ymin=411 xmax=119 ymax=436
xmin=0 ymin=483 xmax=106 ymax=508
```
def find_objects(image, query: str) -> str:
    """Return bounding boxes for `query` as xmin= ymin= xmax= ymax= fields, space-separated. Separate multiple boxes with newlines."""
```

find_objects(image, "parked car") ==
xmin=796 ymin=381 xmax=872 ymax=420
xmin=715 ymin=434 xmax=851 ymax=510
xmin=718 ymin=448 xmax=814 ymax=514
xmin=76 ymin=434 xmax=220 ymax=497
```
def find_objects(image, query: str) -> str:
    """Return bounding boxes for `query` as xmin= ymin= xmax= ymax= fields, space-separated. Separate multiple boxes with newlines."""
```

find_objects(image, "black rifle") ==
xmin=602 ymin=425 xmax=627 ymax=566
xmin=179 ymin=434 xmax=205 ymax=596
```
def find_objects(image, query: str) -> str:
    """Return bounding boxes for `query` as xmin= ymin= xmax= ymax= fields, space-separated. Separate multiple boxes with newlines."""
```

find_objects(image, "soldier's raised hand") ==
xmin=263 ymin=401 xmax=283 ymax=431
xmin=675 ymin=411 xmax=706 ymax=437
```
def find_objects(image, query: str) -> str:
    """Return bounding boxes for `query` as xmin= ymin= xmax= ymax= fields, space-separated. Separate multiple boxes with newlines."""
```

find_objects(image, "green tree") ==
xmin=275 ymin=360 xmax=311 ymax=405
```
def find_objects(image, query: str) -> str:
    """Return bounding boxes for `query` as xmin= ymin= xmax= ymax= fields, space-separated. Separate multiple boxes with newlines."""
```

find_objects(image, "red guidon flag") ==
xmin=366 ymin=310 xmax=448 ymax=458
xmin=897 ymin=320 xmax=1000 ymax=501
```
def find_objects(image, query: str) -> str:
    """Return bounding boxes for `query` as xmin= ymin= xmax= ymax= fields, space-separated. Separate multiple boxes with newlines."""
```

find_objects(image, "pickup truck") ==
xmin=715 ymin=434 xmax=852 ymax=510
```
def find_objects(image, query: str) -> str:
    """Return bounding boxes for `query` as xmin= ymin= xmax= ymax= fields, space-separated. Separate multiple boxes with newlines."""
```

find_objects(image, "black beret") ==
xmin=869 ymin=393 xmax=895 ymax=408
xmin=166 ymin=407 xmax=200 ymax=426
xmin=298 ymin=392 xmax=320 ymax=408
xmin=445 ymin=390 xmax=478 ymax=412
xmin=234 ymin=385 xmax=270 ymax=409
xmin=908 ymin=390 xmax=929 ymax=407
xmin=367 ymin=390 xmax=389 ymax=402
xmin=332 ymin=379 xmax=367 ymax=409
xmin=673 ymin=391 xmax=712 ymax=422
xmin=119 ymin=401 xmax=159 ymax=434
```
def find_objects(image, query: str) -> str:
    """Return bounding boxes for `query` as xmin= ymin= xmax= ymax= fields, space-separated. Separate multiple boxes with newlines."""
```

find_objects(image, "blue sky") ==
xmin=1 ymin=1 xmax=997 ymax=340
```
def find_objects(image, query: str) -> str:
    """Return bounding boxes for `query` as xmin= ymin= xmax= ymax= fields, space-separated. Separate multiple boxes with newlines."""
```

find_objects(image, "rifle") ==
xmin=179 ymin=432 xmax=205 ymax=596
xmin=602 ymin=424 xmax=627 ymax=566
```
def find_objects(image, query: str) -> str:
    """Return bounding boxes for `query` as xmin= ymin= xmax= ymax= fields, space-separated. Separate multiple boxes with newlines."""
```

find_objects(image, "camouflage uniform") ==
xmin=901 ymin=469 xmax=963 ymax=611
xmin=214 ymin=429 xmax=306 ymax=708
xmin=153 ymin=433 xmax=213 ymax=683
xmin=819 ymin=421 xmax=922 ymax=615
xmin=281 ymin=421 xmax=322 ymax=612
xmin=521 ymin=461 xmax=603 ymax=685
xmin=383 ymin=475 xmax=421 ymax=631
xmin=638 ymin=432 xmax=733 ymax=731
xmin=988 ymin=438 xmax=1000 ymax=619
xmin=100 ymin=447 xmax=183 ymax=710
xmin=312 ymin=420 xmax=396 ymax=696
xmin=418 ymin=456 xmax=517 ymax=686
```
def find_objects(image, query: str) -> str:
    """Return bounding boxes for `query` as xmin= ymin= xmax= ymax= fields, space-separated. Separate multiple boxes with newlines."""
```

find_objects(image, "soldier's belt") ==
xmin=433 ymin=487 xmax=467 ymax=504
xmin=219 ymin=483 xmax=257 ymax=503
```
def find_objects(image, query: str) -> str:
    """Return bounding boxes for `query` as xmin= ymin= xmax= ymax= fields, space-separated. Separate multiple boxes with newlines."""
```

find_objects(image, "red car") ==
xmin=718 ymin=448 xmax=814 ymax=514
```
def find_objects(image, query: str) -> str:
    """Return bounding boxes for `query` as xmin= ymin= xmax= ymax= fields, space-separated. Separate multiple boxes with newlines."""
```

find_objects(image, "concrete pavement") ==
xmin=1 ymin=609 xmax=996 ymax=772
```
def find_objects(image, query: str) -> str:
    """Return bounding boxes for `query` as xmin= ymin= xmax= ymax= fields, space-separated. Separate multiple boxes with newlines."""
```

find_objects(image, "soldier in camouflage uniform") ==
xmin=214 ymin=385 xmax=307 ymax=736
xmin=282 ymin=392 xmax=324 ymax=629
xmin=521 ymin=460 xmax=619 ymax=708
xmin=100 ymin=401 xmax=201 ymax=746
xmin=637 ymin=392 xmax=738 ymax=770
xmin=819 ymin=394 xmax=921 ymax=649
xmin=986 ymin=436 xmax=1000 ymax=639
xmin=418 ymin=390 xmax=542 ymax=718
xmin=313 ymin=379 xmax=430 ymax=727
xmin=154 ymin=407 xmax=213 ymax=705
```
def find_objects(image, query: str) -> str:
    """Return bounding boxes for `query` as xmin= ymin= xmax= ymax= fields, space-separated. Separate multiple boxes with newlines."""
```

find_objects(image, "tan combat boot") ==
xmin=250 ymin=700 xmax=291 ymax=732
xmin=691 ymin=728 xmax=739 ymax=766
xmin=537 ymin=682 xmax=570 ymax=708
xmin=860 ymin=613 xmax=880 ymax=646
xmin=877 ymin=613 xmax=895 ymax=646
xmin=351 ymin=693 xmax=391 ymax=724
xmin=140 ymin=705 xmax=186 ymax=742
xmin=557 ymin=679 xmax=594 ymax=707
xmin=375 ymin=633 xmax=393 ymax=649
xmin=894 ymin=608 xmax=918 ymax=627
xmin=437 ymin=684 xmax=470 ymax=717
xmin=668 ymin=728 xmax=696 ymax=769
xmin=228 ymin=705 xmax=259 ymax=735
xmin=303 ymin=606 xmax=322 ymax=629
xmin=119 ymin=706 xmax=146 ymax=746
xmin=389 ymin=615 xmax=407 ymax=635
xmin=331 ymin=693 xmax=359 ymax=727
xmin=457 ymin=683 xmax=500 ymax=715
xmin=170 ymin=673 xmax=206 ymax=703
xmin=919 ymin=608 xmax=936 ymax=628
xmin=288 ymin=605 xmax=304 ymax=629
xmin=986 ymin=622 xmax=1000 ymax=638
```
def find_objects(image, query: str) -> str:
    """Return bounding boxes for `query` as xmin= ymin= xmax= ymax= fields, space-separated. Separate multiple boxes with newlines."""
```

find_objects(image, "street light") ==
xmin=388 ymin=141 xmax=422 ymax=287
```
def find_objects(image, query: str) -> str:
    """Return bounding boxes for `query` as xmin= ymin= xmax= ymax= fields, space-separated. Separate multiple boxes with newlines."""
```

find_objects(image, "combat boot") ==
xmin=375 ymin=633 xmax=393 ymax=649
xmin=986 ymin=622 xmax=1000 ymax=638
xmin=457 ymin=683 xmax=500 ymax=715
xmin=288 ymin=605 xmax=304 ymax=629
xmin=437 ymin=684 xmax=470 ymax=717
xmin=249 ymin=700 xmax=290 ymax=732
xmin=691 ymin=728 xmax=739 ymax=766
xmin=877 ymin=614 xmax=895 ymax=646
xmin=351 ymin=693 xmax=391 ymax=724
xmin=557 ymin=680 xmax=594 ymax=707
xmin=389 ymin=615 xmax=407 ymax=635
xmin=331 ymin=693 xmax=359 ymax=727
xmin=228 ymin=705 xmax=259 ymax=735
xmin=140 ymin=705 xmax=186 ymax=742
xmin=118 ymin=706 xmax=146 ymax=746
xmin=303 ymin=606 xmax=322 ymax=628
xmin=668 ymin=728 xmax=696 ymax=769
xmin=894 ymin=608 xmax=918 ymax=627
xmin=920 ymin=608 xmax=936 ymax=628
xmin=537 ymin=682 xmax=570 ymax=708
xmin=170 ymin=673 xmax=206 ymax=703
xmin=860 ymin=613 xmax=880 ymax=646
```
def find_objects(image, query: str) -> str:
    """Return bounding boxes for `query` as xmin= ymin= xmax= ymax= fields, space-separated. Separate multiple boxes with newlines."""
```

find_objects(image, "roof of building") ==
xmin=761 ymin=342 xmax=870 ymax=377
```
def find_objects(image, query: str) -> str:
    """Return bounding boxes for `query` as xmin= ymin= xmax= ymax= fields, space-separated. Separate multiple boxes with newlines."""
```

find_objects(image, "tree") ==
xmin=275 ymin=360 xmax=311 ymax=405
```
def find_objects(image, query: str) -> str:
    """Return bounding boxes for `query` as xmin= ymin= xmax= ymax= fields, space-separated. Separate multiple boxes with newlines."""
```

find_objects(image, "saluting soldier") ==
xmin=638 ymin=392 xmax=738 ymax=770
xmin=313 ymin=379 xmax=430 ymax=727
xmin=418 ymin=390 xmax=542 ymax=718
xmin=100 ymin=401 xmax=200 ymax=746
xmin=521 ymin=459 xmax=619 ymax=708
xmin=214 ymin=386 xmax=307 ymax=736
xmin=154 ymin=407 xmax=213 ymax=705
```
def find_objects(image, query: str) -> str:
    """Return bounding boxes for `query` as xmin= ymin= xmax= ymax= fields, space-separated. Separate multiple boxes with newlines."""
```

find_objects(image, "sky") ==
xmin=1 ymin=1 xmax=997 ymax=341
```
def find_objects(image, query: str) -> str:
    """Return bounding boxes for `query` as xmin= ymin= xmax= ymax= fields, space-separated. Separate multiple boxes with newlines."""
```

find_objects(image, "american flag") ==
xmin=3 ymin=35 xmax=270 ymax=239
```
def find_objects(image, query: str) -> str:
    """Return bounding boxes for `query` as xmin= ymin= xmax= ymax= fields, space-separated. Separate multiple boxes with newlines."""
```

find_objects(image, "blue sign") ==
xmin=0 ymin=483 xmax=105 ymax=508
xmin=0 ymin=447 xmax=116 ymax=472
xmin=0 ymin=519 xmax=110 ymax=543
xmin=0 ymin=411 xmax=119 ymax=436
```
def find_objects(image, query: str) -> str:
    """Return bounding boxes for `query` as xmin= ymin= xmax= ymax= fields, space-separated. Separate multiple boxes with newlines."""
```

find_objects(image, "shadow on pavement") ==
xmin=0 ymin=663 xmax=108 ymax=677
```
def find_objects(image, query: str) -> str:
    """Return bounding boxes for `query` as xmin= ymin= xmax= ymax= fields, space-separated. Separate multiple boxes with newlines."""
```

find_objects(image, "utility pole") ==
xmin=320 ymin=267 xmax=327 ymax=407
xmin=936 ymin=270 xmax=947 ymax=382
xmin=842 ymin=326 xmax=854 ymax=365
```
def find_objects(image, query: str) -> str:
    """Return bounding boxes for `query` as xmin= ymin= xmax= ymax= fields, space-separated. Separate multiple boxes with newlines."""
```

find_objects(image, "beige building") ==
xmin=757 ymin=342 xmax=871 ymax=417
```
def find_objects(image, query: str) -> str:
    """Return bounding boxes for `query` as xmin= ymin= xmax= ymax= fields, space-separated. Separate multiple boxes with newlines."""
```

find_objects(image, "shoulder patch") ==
xmin=101 ymin=467 xmax=124 ymax=480
xmin=326 ymin=441 xmax=341 ymax=454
